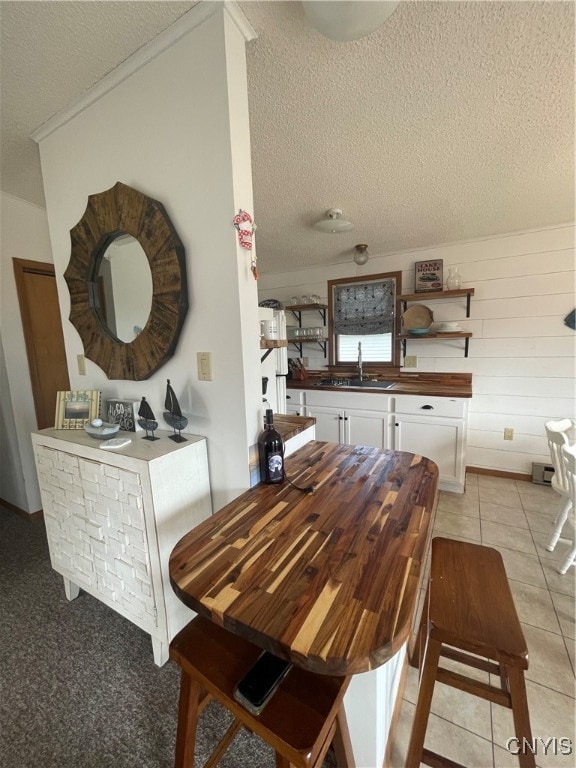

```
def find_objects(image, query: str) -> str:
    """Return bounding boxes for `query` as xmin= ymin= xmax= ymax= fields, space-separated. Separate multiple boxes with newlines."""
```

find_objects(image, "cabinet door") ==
xmin=34 ymin=445 xmax=158 ymax=631
xmin=393 ymin=415 xmax=465 ymax=488
xmin=286 ymin=403 xmax=306 ymax=417
xmin=346 ymin=409 xmax=392 ymax=450
xmin=306 ymin=404 xmax=343 ymax=443
xmin=286 ymin=390 xmax=305 ymax=415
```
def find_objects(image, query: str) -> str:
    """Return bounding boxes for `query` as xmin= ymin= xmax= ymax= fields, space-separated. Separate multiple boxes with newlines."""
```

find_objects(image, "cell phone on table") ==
xmin=233 ymin=651 xmax=293 ymax=716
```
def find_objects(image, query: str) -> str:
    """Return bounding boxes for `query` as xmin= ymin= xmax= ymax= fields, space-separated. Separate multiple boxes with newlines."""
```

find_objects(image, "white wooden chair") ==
xmin=557 ymin=444 xmax=576 ymax=574
xmin=544 ymin=419 xmax=574 ymax=571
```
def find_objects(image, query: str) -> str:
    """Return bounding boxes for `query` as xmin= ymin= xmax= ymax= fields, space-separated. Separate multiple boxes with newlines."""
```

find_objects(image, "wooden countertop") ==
xmin=170 ymin=441 xmax=438 ymax=676
xmin=273 ymin=414 xmax=316 ymax=442
xmin=287 ymin=372 xmax=472 ymax=398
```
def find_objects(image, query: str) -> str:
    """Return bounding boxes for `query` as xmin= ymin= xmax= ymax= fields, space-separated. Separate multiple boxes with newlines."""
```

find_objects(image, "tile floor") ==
xmin=390 ymin=473 xmax=576 ymax=768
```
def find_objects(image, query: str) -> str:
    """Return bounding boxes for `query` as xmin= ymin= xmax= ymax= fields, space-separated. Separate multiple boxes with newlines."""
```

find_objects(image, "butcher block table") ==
xmin=169 ymin=441 xmax=438 ymax=763
xmin=170 ymin=440 xmax=438 ymax=672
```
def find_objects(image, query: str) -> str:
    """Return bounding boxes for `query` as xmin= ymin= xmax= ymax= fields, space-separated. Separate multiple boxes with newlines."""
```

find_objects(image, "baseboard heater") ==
xmin=532 ymin=462 xmax=554 ymax=485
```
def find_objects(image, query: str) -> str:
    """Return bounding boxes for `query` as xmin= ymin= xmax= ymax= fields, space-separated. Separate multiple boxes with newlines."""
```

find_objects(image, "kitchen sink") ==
xmin=347 ymin=379 xmax=396 ymax=389
xmin=314 ymin=379 xmax=396 ymax=389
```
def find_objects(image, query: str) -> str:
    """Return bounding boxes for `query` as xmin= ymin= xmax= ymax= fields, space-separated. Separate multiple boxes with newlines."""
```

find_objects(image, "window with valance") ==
xmin=332 ymin=280 xmax=395 ymax=335
xmin=328 ymin=271 xmax=402 ymax=366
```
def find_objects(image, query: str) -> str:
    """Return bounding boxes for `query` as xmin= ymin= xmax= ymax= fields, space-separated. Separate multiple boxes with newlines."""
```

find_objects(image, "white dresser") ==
xmin=31 ymin=428 xmax=212 ymax=665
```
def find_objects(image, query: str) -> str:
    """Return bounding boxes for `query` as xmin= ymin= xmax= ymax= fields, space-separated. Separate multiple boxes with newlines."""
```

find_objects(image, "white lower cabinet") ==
xmin=286 ymin=403 xmax=305 ymax=416
xmin=348 ymin=409 xmax=394 ymax=449
xmin=285 ymin=389 xmax=306 ymax=416
xmin=286 ymin=388 xmax=468 ymax=492
xmin=304 ymin=390 xmax=394 ymax=450
xmin=393 ymin=396 xmax=467 ymax=493
xmin=305 ymin=404 xmax=341 ymax=441
xmin=307 ymin=404 xmax=393 ymax=450
xmin=31 ymin=428 xmax=212 ymax=666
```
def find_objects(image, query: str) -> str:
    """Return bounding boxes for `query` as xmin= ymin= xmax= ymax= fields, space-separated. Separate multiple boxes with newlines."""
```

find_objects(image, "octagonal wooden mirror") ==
xmin=64 ymin=182 xmax=188 ymax=380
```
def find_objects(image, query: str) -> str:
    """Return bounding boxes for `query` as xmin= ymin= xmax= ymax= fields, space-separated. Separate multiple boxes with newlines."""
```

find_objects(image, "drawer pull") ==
xmin=421 ymin=405 xmax=434 ymax=410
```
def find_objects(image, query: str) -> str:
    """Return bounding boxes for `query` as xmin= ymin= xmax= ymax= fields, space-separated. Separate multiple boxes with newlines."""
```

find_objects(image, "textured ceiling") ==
xmin=0 ymin=1 xmax=197 ymax=207
xmin=1 ymin=1 xmax=574 ymax=274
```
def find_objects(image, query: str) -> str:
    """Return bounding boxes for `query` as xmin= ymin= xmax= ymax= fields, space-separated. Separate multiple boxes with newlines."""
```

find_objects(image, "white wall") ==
xmin=258 ymin=224 xmax=576 ymax=476
xmin=35 ymin=5 xmax=261 ymax=512
xmin=0 ymin=193 xmax=54 ymax=512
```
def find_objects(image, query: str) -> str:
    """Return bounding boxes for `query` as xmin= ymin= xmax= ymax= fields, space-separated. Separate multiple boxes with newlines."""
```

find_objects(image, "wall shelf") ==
xmin=399 ymin=332 xmax=472 ymax=357
xmin=399 ymin=288 xmax=475 ymax=317
xmin=260 ymin=339 xmax=288 ymax=349
xmin=287 ymin=304 xmax=327 ymax=358
xmin=399 ymin=288 xmax=475 ymax=358
xmin=288 ymin=303 xmax=327 ymax=324
xmin=288 ymin=339 xmax=327 ymax=357
xmin=260 ymin=338 xmax=287 ymax=363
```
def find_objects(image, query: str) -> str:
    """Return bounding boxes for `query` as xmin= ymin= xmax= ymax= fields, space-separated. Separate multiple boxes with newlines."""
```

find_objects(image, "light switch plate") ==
xmin=77 ymin=354 xmax=86 ymax=375
xmin=197 ymin=352 xmax=213 ymax=381
xmin=404 ymin=355 xmax=417 ymax=369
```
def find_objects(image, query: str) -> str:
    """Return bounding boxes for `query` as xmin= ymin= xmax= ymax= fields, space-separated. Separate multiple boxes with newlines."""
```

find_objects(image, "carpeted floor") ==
xmin=0 ymin=509 xmax=328 ymax=768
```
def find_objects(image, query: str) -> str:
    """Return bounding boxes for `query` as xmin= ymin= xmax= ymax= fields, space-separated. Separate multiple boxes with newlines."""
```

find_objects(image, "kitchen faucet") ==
xmin=358 ymin=342 xmax=363 ymax=382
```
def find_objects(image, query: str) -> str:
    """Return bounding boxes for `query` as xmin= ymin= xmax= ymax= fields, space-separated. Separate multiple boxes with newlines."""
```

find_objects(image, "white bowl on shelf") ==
xmin=84 ymin=421 xmax=120 ymax=440
xmin=436 ymin=322 xmax=462 ymax=332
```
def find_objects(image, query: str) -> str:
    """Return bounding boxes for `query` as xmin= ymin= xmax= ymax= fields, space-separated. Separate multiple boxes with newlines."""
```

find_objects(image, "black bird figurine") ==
xmin=163 ymin=379 xmax=188 ymax=443
xmin=138 ymin=397 xmax=159 ymax=441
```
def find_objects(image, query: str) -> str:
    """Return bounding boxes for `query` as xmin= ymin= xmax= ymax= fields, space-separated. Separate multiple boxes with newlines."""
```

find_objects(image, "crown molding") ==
xmin=224 ymin=1 xmax=257 ymax=42
xmin=31 ymin=2 xmax=256 ymax=144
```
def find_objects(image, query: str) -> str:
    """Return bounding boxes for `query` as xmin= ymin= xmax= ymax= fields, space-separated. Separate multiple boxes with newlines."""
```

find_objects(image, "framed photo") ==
xmin=415 ymin=259 xmax=444 ymax=293
xmin=107 ymin=399 xmax=142 ymax=432
xmin=55 ymin=390 xmax=101 ymax=429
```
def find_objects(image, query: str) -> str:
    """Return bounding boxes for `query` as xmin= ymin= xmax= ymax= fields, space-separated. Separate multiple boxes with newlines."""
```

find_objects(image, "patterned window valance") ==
xmin=333 ymin=279 xmax=395 ymax=335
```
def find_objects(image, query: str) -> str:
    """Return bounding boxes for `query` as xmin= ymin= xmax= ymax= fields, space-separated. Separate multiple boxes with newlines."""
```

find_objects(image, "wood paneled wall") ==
xmin=258 ymin=224 xmax=575 ymax=475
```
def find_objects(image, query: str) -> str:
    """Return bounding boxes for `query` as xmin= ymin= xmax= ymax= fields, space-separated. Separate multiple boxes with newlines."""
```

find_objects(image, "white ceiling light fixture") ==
xmin=302 ymin=1 xmax=400 ymax=42
xmin=314 ymin=207 xmax=354 ymax=234
xmin=353 ymin=244 xmax=369 ymax=265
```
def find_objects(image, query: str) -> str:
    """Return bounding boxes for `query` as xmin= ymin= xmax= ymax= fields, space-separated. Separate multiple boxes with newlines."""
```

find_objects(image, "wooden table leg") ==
xmin=405 ymin=637 xmax=442 ymax=768
xmin=507 ymin=666 xmax=535 ymax=768
xmin=174 ymin=671 xmax=202 ymax=768
xmin=204 ymin=719 xmax=243 ymax=768
xmin=332 ymin=706 xmax=356 ymax=768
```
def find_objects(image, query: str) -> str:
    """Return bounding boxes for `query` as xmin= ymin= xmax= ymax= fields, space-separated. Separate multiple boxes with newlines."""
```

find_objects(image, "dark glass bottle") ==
xmin=258 ymin=410 xmax=284 ymax=484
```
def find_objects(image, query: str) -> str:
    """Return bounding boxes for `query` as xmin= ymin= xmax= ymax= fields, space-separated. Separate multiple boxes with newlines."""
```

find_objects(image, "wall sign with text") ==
xmin=415 ymin=259 xmax=444 ymax=293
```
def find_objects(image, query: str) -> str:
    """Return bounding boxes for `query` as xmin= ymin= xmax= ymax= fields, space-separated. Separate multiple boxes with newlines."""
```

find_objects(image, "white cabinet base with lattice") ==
xmin=32 ymin=428 xmax=212 ymax=666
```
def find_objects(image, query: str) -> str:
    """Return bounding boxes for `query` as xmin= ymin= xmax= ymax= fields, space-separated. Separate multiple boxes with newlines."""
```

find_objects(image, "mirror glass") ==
xmin=96 ymin=235 xmax=152 ymax=343
xmin=328 ymin=271 xmax=402 ymax=367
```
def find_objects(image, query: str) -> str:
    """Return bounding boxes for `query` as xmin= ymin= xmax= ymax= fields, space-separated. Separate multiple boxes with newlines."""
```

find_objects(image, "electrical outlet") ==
xmin=197 ymin=352 xmax=213 ymax=381
xmin=77 ymin=354 xmax=86 ymax=375
xmin=504 ymin=427 xmax=514 ymax=441
xmin=404 ymin=355 xmax=417 ymax=369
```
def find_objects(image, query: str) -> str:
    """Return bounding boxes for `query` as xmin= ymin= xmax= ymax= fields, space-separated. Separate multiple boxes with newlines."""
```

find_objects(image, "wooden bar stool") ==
xmin=406 ymin=537 xmax=534 ymax=768
xmin=170 ymin=615 xmax=354 ymax=768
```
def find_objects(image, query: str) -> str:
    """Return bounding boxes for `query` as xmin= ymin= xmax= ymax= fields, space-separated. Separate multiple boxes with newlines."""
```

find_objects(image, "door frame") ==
xmin=13 ymin=258 xmax=70 ymax=427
